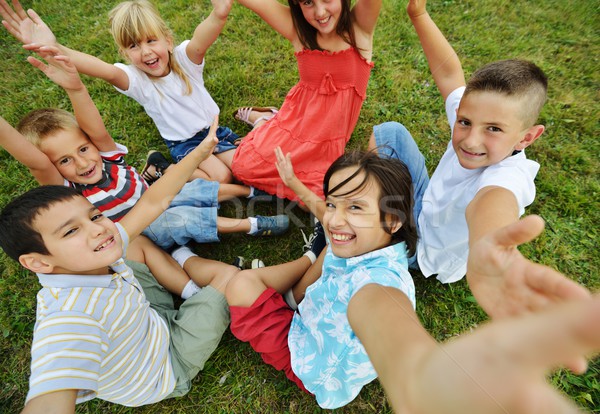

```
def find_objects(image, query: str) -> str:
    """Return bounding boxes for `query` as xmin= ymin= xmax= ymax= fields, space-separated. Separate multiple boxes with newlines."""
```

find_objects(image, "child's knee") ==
xmin=209 ymin=265 xmax=239 ymax=294
xmin=225 ymin=270 xmax=261 ymax=307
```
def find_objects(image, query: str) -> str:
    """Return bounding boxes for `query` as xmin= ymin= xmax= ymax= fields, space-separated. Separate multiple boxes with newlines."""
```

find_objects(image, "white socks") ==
xmin=171 ymin=245 xmax=197 ymax=267
xmin=171 ymin=245 xmax=201 ymax=300
xmin=247 ymin=217 xmax=258 ymax=234
xmin=303 ymin=251 xmax=317 ymax=264
xmin=181 ymin=280 xmax=201 ymax=300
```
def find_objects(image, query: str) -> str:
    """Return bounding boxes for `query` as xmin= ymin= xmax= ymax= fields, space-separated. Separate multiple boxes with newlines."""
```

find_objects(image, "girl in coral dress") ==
xmin=232 ymin=0 xmax=380 ymax=202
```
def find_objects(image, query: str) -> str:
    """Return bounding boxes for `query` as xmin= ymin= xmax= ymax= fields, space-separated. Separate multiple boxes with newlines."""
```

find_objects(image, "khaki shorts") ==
xmin=126 ymin=260 xmax=230 ymax=397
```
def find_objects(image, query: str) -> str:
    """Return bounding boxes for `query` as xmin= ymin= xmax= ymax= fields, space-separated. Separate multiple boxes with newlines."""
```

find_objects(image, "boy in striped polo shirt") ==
xmin=0 ymin=119 xmax=237 ymax=411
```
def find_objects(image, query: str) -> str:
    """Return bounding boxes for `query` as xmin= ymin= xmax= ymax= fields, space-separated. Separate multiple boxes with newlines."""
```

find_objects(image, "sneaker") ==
xmin=252 ymin=215 xmax=289 ymax=236
xmin=251 ymin=259 xmax=265 ymax=269
xmin=301 ymin=220 xmax=326 ymax=258
xmin=232 ymin=256 xmax=245 ymax=270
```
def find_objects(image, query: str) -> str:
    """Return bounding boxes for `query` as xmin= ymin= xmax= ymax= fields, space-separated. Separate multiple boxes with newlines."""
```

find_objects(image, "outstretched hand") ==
xmin=26 ymin=45 xmax=83 ymax=91
xmin=401 ymin=294 xmax=600 ymax=414
xmin=0 ymin=0 xmax=56 ymax=48
xmin=274 ymin=146 xmax=298 ymax=188
xmin=467 ymin=215 xmax=590 ymax=319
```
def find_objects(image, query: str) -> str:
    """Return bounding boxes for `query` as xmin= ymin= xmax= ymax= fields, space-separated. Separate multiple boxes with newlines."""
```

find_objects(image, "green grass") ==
xmin=1 ymin=0 xmax=599 ymax=412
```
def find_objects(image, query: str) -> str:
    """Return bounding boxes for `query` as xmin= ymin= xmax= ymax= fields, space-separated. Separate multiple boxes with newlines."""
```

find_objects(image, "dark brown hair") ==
xmin=323 ymin=150 xmax=417 ymax=255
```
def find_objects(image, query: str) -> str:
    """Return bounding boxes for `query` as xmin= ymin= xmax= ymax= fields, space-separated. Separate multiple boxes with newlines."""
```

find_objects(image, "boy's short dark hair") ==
xmin=465 ymin=59 xmax=548 ymax=127
xmin=323 ymin=150 xmax=418 ymax=255
xmin=17 ymin=108 xmax=80 ymax=148
xmin=0 ymin=186 xmax=83 ymax=262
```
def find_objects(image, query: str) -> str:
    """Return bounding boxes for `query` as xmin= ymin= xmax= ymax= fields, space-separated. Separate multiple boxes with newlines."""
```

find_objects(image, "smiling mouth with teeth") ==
xmin=94 ymin=236 xmax=114 ymax=252
xmin=80 ymin=166 xmax=96 ymax=177
xmin=146 ymin=58 xmax=158 ymax=66
xmin=331 ymin=233 xmax=355 ymax=242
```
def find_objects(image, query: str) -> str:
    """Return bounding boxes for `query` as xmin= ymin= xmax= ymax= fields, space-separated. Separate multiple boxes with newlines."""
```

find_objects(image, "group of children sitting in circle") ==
xmin=0 ymin=0 xmax=598 ymax=412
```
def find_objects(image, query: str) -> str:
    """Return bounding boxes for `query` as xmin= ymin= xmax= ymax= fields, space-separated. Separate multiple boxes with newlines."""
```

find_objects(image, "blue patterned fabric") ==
xmin=288 ymin=242 xmax=415 ymax=408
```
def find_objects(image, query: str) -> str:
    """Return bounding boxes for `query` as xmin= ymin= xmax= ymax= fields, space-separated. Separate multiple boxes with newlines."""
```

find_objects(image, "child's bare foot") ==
xmin=233 ymin=106 xmax=278 ymax=129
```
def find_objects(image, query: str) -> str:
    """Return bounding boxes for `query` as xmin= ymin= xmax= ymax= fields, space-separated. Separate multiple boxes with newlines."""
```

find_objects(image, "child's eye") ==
xmin=325 ymin=202 xmax=335 ymax=209
xmin=80 ymin=146 xmax=88 ymax=153
xmin=91 ymin=213 xmax=104 ymax=221
xmin=348 ymin=205 xmax=362 ymax=211
xmin=63 ymin=227 xmax=78 ymax=237
xmin=59 ymin=158 xmax=71 ymax=165
xmin=487 ymin=126 xmax=502 ymax=132
xmin=128 ymin=43 xmax=138 ymax=49
xmin=302 ymin=0 xmax=313 ymax=6
xmin=457 ymin=119 xmax=471 ymax=127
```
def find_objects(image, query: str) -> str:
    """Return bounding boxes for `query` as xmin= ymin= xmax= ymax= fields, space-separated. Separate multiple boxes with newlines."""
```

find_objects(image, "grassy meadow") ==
xmin=0 ymin=0 xmax=598 ymax=412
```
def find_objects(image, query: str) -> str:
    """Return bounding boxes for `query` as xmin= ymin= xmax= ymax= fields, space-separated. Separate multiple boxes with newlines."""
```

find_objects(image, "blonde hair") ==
xmin=17 ymin=108 xmax=80 ymax=147
xmin=108 ymin=0 xmax=192 ymax=95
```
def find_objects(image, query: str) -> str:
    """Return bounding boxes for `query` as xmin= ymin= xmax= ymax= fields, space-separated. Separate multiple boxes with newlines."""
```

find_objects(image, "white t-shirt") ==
xmin=417 ymin=87 xmax=540 ymax=283
xmin=114 ymin=40 xmax=220 ymax=141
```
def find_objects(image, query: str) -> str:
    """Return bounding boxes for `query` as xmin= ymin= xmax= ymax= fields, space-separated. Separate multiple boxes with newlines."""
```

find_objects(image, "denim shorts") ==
xmin=141 ymin=178 xmax=220 ymax=249
xmin=165 ymin=126 xmax=239 ymax=162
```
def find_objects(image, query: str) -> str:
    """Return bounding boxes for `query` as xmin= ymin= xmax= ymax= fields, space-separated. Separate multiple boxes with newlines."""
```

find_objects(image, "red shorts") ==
xmin=230 ymin=288 xmax=308 ymax=393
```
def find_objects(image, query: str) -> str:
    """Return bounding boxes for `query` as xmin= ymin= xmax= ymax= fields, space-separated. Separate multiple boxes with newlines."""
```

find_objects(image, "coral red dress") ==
xmin=232 ymin=47 xmax=374 ymax=201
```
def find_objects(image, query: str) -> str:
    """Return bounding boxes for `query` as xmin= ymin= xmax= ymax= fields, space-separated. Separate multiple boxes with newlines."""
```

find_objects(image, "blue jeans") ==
xmin=373 ymin=122 xmax=429 ymax=268
xmin=165 ymin=126 xmax=239 ymax=162
xmin=142 ymin=178 xmax=220 ymax=249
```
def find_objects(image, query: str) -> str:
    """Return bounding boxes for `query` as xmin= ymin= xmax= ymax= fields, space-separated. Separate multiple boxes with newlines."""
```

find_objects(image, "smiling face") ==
xmin=39 ymin=127 xmax=104 ymax=185
xmin=452 ymin=91 xmax=543 ymax=169
xmin=31 ymin=196 xmax=122 ymax=275
xmin=323 ymin=167 xmax=396 ymax=258
xmin=299 ymin=0 xmax=343 ymax=37
xmin=122 ymin=35 xmax=173 ymax=78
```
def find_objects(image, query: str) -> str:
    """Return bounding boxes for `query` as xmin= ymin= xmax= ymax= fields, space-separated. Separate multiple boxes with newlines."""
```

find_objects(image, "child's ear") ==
xmin=515 ymin=124 xmax=545 ymax=150
xmin=386 ymin=214 xmax=403 ymax=234
xmin=19 ymin=253 xmax=55 ymax=274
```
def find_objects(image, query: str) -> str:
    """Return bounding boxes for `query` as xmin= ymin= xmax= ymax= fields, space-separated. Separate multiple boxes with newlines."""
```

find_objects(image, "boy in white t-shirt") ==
xmin=370 ymin=0 xmax=589 ymax=318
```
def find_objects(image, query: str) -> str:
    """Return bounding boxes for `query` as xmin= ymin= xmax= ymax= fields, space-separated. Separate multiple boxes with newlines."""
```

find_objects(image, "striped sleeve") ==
xmin=26 ymin=312 xmax=108 ymax=404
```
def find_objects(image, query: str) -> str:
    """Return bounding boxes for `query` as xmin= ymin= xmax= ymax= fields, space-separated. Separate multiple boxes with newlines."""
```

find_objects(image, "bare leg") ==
xmin=126 ymin=235 xmax=189 ymax=296
xmin=226 ymin=256 xmax=313 ymax=307
xmin=218 ymin=183 xmax=251 ymax=201
xmin=217 ymin=216 xmax=251 ymax=233
xmin=197 ymin=154 xmax=233 ymax=183
xmin=182 ymin=256 xmax=239 ymax=295
xmin=291 ymin=248 xmax=325 ymax=304
xmin=215 ymin=149 xmax=235 ymax=169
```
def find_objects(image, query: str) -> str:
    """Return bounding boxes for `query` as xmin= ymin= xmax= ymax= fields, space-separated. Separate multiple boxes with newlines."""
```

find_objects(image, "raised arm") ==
xmin=236 ymin=0 xmax=297 ymax=43
xmin=186 ymin=0 xmax=232 ymax=64
xmin=351 ymin=0 xmax=382 ymax=38
xmin=407 ymin=0 xmax=465 ymax=101
xmin=27 ymin=46 xmax=117 ymax=153
xmin=274 ymin=146 xmax=325 ymax=220
xmin=120 ymin=118 xmax=219 ymax=239
xmin=1 ymin=0 xmax=129 ymax=90
xmin=465 ymin=188 xmax=591 ymax=318
xmin=0 ymin=115 xmax=63 ymax=185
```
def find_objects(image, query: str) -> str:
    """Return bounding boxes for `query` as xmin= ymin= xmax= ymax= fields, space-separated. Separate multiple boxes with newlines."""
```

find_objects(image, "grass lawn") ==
xmin=0 ymin=0 xmax=598 ymax=412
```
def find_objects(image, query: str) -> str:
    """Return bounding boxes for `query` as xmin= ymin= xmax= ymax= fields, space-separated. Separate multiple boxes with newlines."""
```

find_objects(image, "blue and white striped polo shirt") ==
xmin=27 ymin=226 xmax=175 ymax=406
